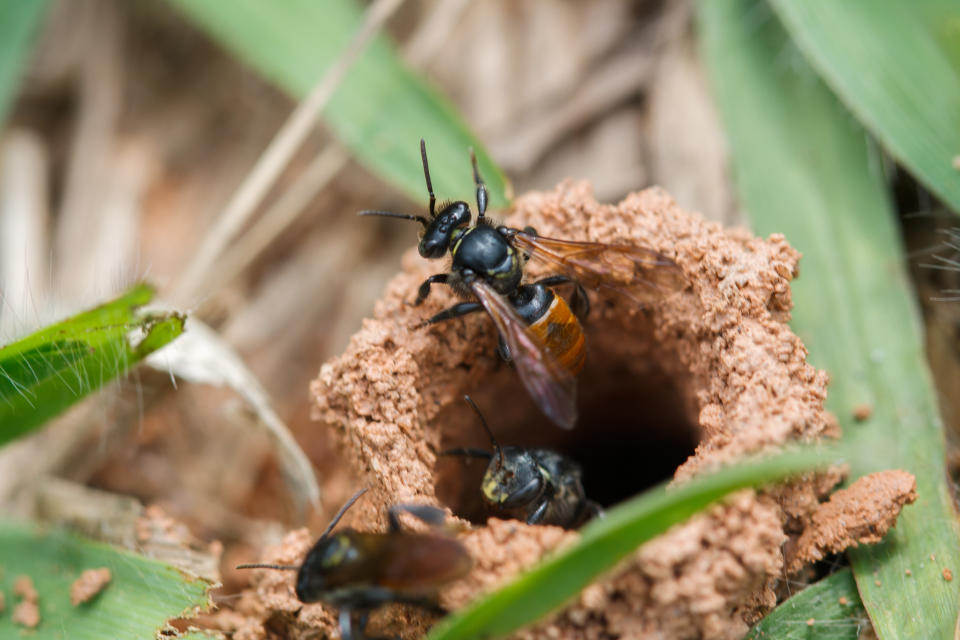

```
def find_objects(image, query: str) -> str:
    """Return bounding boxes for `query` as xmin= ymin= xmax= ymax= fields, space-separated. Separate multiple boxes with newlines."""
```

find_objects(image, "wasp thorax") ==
xmin=418 ymin=201 xmax=471 ymax=258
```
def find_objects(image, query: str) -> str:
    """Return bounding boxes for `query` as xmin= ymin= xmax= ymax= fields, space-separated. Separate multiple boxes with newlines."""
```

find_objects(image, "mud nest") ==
xmin=296 ymin=181 xmax=850 ymax=639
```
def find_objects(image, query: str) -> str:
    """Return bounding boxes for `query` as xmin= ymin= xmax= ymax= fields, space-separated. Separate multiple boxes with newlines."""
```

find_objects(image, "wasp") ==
xmin=442 ymin=395 xmax=602 ymax=528
xmin=237 ymin=488 xmax=470 ymax=640
xmin=359 ymin=140 xmax=685 ymax=429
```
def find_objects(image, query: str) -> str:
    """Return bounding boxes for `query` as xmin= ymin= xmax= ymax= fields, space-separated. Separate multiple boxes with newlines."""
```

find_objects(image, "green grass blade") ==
xmin=168 ymin=0 xmax=509 ymax=208
xmin=698 ymin=2 xmax=960 ymax=637
xmin=0 ymin=284 xmax=185 ymax=445
xmin=746 ymin=569 xmax=866 ymax=640
xmin=430 ymin=445 xmax=844 ymax=640
xmin=0 ymin=0 xmax=50 ymax=126
xmin=0 ymin=520 xmax=211 ymax=639
xmin=768 ymin=1 xmax=960 ymax=214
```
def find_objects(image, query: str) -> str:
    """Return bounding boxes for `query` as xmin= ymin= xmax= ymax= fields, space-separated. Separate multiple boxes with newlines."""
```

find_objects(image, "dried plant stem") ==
xmin=203 ymin=146 xmax=349 ymax=295
xmin=193 ymin=0 xmax=471 ymax=296
xmin=171 ymin=0 xmax=406 ymax=306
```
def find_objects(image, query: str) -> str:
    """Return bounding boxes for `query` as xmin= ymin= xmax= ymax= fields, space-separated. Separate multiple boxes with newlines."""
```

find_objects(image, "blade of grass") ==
xmin=746 ymin=569 xmax=867 ymax=640
xmin=698 ymin=2 xmax=960 ymax=637
xmin=429 ymin=444 xmax=847 ymax=640
xmin=168 ymin=0 xmax=509 ymax=209
xmin=0 ymin=283 xmax=185 ymax=445
xmin=768 ymin=1 xmax=960 ymax=215
xmin=0 ymin=1 xmax=50 ymax=126
xmin=0 ymin=520 xmax=211 ymax=639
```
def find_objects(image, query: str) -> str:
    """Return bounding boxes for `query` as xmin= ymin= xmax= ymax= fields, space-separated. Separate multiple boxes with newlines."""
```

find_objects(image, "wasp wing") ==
xmin=469 ymin=280 xmax=578 ymax=429
xmin=512 ymin=232 xmax=685 ymax=307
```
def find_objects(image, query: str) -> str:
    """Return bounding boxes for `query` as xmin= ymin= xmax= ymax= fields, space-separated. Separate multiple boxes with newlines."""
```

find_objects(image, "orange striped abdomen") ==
xmin=527 ymin=295 xmax=586 ymax=374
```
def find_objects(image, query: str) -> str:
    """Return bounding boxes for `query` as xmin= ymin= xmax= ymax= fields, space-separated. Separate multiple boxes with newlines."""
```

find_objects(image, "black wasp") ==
xmin=237 ymin=488 xmax=470 ymax=640
xmin=442 ymin=395 xmax=602 ymax=528
xmin=360 ymin=140 xmax=684 ymax=429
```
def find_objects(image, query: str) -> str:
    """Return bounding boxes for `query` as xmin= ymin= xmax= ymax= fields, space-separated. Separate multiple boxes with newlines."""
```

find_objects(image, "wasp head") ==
xmin=294 ymin=532 xmax=362 ymax=602
xmin=418 ymin=201 xmax=471 ymax=258
xmin=481 ymin=447 xmax=545 ymax=510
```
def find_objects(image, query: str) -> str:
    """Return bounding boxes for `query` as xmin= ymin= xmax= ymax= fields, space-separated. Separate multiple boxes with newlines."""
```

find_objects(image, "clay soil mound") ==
xmin=299 ymin=181 xmax=843 ymax=639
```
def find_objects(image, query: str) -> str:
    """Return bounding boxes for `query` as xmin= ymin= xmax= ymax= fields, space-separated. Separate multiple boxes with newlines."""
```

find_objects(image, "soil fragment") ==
xmin=787 ymin=470 xmax=917 ymax=572
xmin=71 ymin=568 xmax=112 ymax=605
xmin=12 ymin=574 xmax=40 ymax=628
xmin=852 ymin=404 xmax=873 ymax=421
xmin=12 ymin=600 xmax=39 ymax=628
xmin=13 ymin=575 xmax=37 ymax=602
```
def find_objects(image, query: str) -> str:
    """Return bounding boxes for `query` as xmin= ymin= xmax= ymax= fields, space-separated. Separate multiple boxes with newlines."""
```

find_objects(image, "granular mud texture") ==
xmin=289 ymin=181 xmax=908 ymax=638
xmin=787 ymin=470 xmax=917 ymax=572
xmin=70 ymin=568 xmax=113 ymax=606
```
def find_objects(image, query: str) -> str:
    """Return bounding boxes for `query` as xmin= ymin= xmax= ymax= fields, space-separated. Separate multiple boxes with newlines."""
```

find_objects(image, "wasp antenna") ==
xmin=469 ymin=148 xmax=487 ymax=219
xmin=319 ymin=487 xmax=368 ymax=541
xmin=357 ymin=210 xmax=429 ymax=227
xmin=420 ymin=138 xmax=437 ymax=218
xmin=463 ymin=395 xmax=504 ymax=469
xmin=440 ymin=447 xmax=494 ymax=460
xmin=236 ymin=563 xmax=300 ymax=571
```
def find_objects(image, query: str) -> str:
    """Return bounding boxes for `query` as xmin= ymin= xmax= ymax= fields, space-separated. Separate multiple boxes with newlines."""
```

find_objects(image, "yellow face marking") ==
xmin=482 ymin=473 xmax=507 ymax=503
xmin=451 ymin=230 xmax=466 ymax=256
xmin=322 ymin=535 xmax=352 ymax=567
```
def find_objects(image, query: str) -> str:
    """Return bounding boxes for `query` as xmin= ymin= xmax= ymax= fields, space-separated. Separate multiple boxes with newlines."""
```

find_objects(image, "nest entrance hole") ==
xmin=434 ymin=320 xmax=701 ymax=525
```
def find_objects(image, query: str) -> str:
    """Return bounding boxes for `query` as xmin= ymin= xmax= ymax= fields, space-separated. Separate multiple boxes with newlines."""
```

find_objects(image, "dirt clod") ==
xmin=787 ymin=470 xmax=917 ymax=572
xmin=70 ymin=568 xmax=112 ymax=605
xmin=852 ymin=404 xmax=873 ymax=421
xmin=13 ymin=575 xmax=37 ymax=603
xmin=12 ymin=574 xmax=40 ymax=628
xmin=12 ymin=600 xmax=40 ymax=629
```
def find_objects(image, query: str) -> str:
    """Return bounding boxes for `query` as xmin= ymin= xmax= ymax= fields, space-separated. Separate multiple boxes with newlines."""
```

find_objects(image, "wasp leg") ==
xmin=534 ymin=274 xmax=590 ymax=319
xmin=586 ymin=500 xmax=605 ymax=519
xmin=526 ymin=499 xmax=550 ymax=525
xmin=414 ymin=273 xmax=453 ymax=306
xmin=573 ymin=499 xmax=605 ymax=528
xmin=348 ymin=586 xmax=448 ymax=617
xmin=339 ymin=606 xmax=362 ymax=640
xmin=497 ymin=336 xmax=513 ymax=364
xmin=387 ymin=504 xmax=447 ymax=532
xmin=417 ymin=301 xmax=484 ymax=328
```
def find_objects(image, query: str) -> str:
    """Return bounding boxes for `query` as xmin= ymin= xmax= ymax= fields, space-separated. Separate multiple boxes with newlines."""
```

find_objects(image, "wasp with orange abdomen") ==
xmin=360 ymin=140 xmax=686 ymax=429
